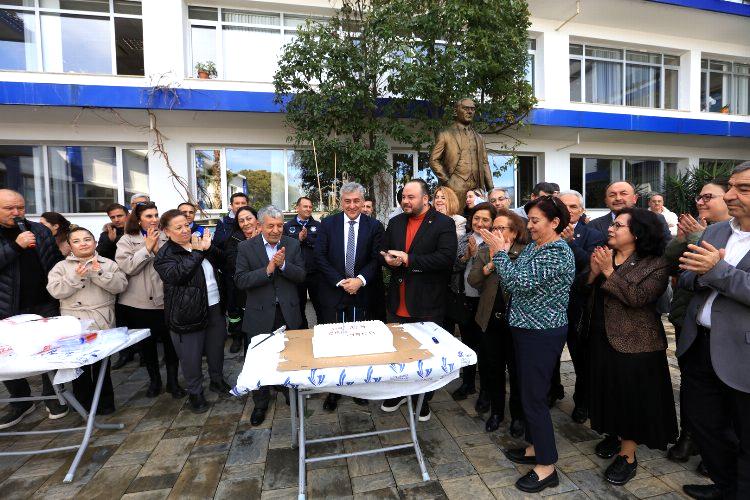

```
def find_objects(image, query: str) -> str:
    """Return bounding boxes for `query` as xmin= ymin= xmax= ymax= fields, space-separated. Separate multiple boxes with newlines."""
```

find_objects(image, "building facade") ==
xmin=0 ymin=0 xmax=748 ymax=229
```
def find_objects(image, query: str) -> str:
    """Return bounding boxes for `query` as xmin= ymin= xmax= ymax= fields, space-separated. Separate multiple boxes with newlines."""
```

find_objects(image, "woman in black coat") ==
xmin=154 ymin=209 xmax=228 ymax=413
xmin=224 ymin=206 xmax=259 ymax=354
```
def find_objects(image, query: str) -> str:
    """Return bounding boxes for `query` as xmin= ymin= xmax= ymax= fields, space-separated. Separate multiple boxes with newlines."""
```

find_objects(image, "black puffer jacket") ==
xmin=0 ymin=220 xmax=63 ymax=319
xmin=153 ymin=240 xmax=224 ymax=334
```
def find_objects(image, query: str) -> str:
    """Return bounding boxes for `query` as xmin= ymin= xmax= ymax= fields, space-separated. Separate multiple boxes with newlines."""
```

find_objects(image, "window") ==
xmin=187 ymin=6 xmax=320 ymax=81
xmin=193 ymin=147 xmax=307 ymax=212
xmin=488 ymin=154 xmax=537 ymax=208
xmin=0 ymin=143 xmax=148 ymax=214
xmin=569 ymin=43 xmax=679 ymax=109
xmin=701 ymin=58 xmax=749 ymax=115
xmin=526 ymin=38 xmax=536 ymax=90
xmin=0 ymin=0 xmax=143 ymax=75
xmin=570 ymin=157 xmax=677 ymax=209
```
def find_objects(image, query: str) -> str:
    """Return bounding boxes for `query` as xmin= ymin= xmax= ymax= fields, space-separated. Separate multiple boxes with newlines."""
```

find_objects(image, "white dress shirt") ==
xmin=262 ymin=235 xmax=286 ymax=272
xmin=697 ymin=218 xmax=750 ymax=328
xmin=337 ymin=214 xmax=367 ymax=287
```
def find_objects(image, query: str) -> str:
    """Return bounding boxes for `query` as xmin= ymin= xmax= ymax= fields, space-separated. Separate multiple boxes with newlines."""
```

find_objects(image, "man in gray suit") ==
xmin=588 ymin=181 xmax=671 ymax=241
xmin=235 ymin=205 xmax=306 ymax=426
xmin=677 ymin=162 xmax=750 ymax=500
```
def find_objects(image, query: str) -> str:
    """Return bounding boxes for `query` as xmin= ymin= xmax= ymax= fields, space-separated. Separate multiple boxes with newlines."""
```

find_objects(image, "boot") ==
xmin=145 ymin=364 xmax=162 ymax=398
xmin=667 ymin=430 xmax=699 ymax=463
xmin=229 ymin=333 xmax=243 ymax=354
xmin=188 ymin=392 xmax=209 ymax=414
xmin=166 ymin=365 xmax=186 ymax=399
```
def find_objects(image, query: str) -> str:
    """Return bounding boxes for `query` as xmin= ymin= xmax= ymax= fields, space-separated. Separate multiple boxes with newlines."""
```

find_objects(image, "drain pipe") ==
xmin=556 ymin=131 xmax=580 ymax=151
xmin=556 ymin=0 xmax=581 ymax=31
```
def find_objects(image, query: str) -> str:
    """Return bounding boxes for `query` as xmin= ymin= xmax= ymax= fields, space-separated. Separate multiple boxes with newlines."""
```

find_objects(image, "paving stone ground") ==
xmin=0 ymin=312 xmax=706 ymax=499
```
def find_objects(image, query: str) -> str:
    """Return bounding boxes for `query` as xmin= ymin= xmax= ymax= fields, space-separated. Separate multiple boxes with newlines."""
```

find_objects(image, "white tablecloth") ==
xmin=0 ymin=328 xmax=150 ymax=385
xmin=232 ymin=322 xmax=476 ymax=399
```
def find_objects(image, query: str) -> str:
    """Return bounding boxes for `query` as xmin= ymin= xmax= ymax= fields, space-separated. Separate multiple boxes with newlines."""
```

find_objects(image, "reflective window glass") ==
xmin=48 ymin=146 xmax=117 ymax=213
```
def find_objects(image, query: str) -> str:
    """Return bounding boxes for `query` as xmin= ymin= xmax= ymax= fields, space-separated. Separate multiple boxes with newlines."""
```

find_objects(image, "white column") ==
xmin=682 ymin=49 xmax=702 ymax=113
xmin=538 ymin=30 xmax=570 ymax=107
xmin=540 ymin=149 xmax=571 ymax=190
xmin=147 ymin=123 xmax=191 ymax=209
xmin=142 ymin=0 xmax=186 ymax=81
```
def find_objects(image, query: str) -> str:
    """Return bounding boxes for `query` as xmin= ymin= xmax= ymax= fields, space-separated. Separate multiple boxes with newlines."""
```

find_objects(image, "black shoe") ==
xmin=475 ymin=391 xmax=491 ymax=414
xmin=352 ymin=397 xmax=369 ymax=406
xmin=418 ymin=400 xmax=431 ymax=422
xmin=683 ymin=484 xmax=723 ymax=500
xmin=605 ymin=455 xmax=637 ymax=485
xmin=46 ymin=400 xmax=69 ymax=420
xmin=188 ymin=393 xmax=210 ymax=414
xmin=166 ymin=365 xmax=186 ymax=399
xmin=595 ymin=434 xmax=620 ymax=459
xmin=451 ymin=383 xmax=476 ymax=401
xmin=97 ymin=406 xmax=116 ymax=416
xmin=209 ymin=380 xmax=232 ymax=396
xmin=111 ymin=352 xmax=134 ymax=370
xmin=380 ymin=397 xmax=407 ymax=412
xmin=323 ymin=393 xmax=340 ymax=412
xmin=250 ymin=407 xmax=267 ymax=426
xmin=571 ymin=406 xmax=588 ymax=424
xmin=504 ymin=447 xmax=537 ymax=465
xmin=485 ymin=413 xmax=503 ymax=432
xmin=0 ymin=403 xmax=35 ymax=430
xmin=229 ymin=335 xmax=243 ymax=354
xmin=547 ymin=386 xmax=564 ymax=408
xmin=509 ymin=419 xmax=525 ymax=439
xmin=145 ymin=364 xmax=162 ymax=398
xmin=515 ymin=469 xmax=559 ymax=493
xmin=667 ymin=431 xmax=699 ymax=463
xmin=696 ymin=461 xmax=710 ymax=478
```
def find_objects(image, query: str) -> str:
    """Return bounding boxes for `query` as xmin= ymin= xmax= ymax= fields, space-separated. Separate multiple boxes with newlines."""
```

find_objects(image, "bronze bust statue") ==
xmin=429 ymin=98 xmax=494 ymax=207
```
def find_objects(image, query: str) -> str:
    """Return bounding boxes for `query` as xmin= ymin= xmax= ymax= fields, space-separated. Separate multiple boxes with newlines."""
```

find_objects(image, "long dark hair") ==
xmin=41 ymin=211 xmax=71 ymax=247
xmin=618 ymin=207 xmax=666 ymax=257
xmin=125 ymin=202 xmax=158 ymax=235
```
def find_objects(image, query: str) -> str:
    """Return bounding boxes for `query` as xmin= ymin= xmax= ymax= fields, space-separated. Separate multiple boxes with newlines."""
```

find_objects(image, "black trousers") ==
xmin=456 ymin=297 xmax=482 ymax=390
xmin=480 ymin=314 xmax=523 ymax=420
xmin=682 ymin=328 xmax=750 ymax=499
xmin=3 ymin=301 xmax=59 ymax=410
xmin=513 ymin=325 xmax=567 ymax=465
xmin=170 ymin=305 xmax=227 ymax=395
xmin=550 ymin=321 xmax=589 ymax=408
xmin=118 ymin=305 xmax=179 ymax=370
xmin=72 ymin=361 xmax=115 ymax=412
xmin=249 ymin=305 xmax=288 ymax=410
xmin=297 ymin=273 xmax=323 ymax=329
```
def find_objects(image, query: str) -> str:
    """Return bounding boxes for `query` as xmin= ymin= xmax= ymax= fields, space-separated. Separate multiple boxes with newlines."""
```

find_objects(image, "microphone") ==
xmin=13 ymin=217 xmax=35 ymax=248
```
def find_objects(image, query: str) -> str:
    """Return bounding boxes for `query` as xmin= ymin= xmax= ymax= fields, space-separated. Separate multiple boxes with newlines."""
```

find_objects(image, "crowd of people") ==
xmin=0 ymin=161 xmax=748 ymax=498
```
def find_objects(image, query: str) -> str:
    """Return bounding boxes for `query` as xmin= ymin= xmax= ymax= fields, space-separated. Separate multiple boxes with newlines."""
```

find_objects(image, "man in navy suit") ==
xmin=588 ymin=181 xmax=671 ymax=241
xmin=549 ymin=191 xmax=606 ymax=422
xmin=315 ymin=182 xmax=384 ymax=411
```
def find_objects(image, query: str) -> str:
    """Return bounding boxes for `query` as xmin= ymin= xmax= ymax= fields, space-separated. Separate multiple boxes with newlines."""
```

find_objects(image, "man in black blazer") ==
xmin=315 ymin=182 xmax=384 ymax=411
xmin=378 ymin=179 xmax=458 ymax=421
xmin=588 ymin=181 xmax=670 ymax=241
xmin=550 ymin=191 xmax=607 ymax=421
xmin=235 ymin=205 xmax=306 ymax=426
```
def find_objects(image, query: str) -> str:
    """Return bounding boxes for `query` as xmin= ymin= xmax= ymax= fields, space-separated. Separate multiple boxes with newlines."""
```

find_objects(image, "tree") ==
xmin=274 ymin=0 xmax=534 ymax=210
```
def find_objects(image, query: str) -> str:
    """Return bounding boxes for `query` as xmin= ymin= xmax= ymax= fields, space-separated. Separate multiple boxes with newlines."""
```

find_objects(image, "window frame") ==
xmin=569 ymin=41 xmax=680 ymax=110
xmin=185 ymin=4 xmax=324 ymax=81
xmin=701 ymin=57 xmax=750 ymax=116
xmin=0 ymin=0 xmax=143 ymax=75
xmin=0 ymin=142 xmax=148 ymax=215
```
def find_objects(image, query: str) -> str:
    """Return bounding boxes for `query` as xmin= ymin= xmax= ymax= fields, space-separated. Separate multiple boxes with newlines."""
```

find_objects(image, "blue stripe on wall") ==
xmin=644 ymin=0 xmax=750 ymax=16
xmin=1 ymin=81 xmax=749 ymax=138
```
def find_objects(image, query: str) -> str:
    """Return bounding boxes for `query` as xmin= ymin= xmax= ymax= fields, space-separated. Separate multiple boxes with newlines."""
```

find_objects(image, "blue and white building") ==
xmin=0 ymin=0 xmax=748 ymax=228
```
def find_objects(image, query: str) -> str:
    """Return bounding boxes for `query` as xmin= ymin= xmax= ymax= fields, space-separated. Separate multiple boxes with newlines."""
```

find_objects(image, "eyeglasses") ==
xmin=492 ymin=226 xmax=509 ymax=232
xmin=695 ymin=194 xmax=721 ymax=203
xmin=609 ymin=221 xmax=629 ymax=229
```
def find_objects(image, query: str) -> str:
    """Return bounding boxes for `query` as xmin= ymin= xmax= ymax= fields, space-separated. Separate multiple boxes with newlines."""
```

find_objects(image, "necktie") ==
xmin=345 ymin=220 xmax=356 ymax=278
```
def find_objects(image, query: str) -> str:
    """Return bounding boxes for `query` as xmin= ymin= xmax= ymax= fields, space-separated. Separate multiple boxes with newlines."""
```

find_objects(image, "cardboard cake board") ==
xmin=278 ymin=324 xmax=433 ymax=372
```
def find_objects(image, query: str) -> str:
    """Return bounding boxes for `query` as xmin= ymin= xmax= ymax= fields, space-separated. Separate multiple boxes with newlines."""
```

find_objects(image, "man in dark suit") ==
xmin=378 ymin=179 xmax=458 ymax=422
xmin=315 ymin=182 xmax=384 ymax=411
xmin=235 ymin=205 xmax=306 ymax=426
xmin=677 ymin=162 xmax=750 ymax=500
xmin=589 ymin=181 xmax=671 ymax=241
xmin=283 ymin=196 xmax=322 ymax=328
xmin=549 ymin=191 xmax=607 ymax=421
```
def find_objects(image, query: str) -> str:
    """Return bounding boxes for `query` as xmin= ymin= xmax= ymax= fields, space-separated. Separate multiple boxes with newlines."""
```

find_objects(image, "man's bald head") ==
xmin=0 ymin=189 xmax=25 ymax=228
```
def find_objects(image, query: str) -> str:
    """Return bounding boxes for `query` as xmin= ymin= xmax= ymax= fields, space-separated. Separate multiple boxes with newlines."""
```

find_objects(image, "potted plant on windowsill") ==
xmin=195 ymin=61 xmax=217 ymax=79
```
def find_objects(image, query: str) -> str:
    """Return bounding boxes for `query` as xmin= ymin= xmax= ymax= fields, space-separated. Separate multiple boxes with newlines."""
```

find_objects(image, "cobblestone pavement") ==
xmin=0 ymin=318 xmax=708 ymax=499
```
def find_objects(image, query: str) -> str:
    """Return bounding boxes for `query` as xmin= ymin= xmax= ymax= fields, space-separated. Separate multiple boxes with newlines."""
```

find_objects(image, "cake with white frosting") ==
xmin=312 ymin=320 xmax=395 ymax=358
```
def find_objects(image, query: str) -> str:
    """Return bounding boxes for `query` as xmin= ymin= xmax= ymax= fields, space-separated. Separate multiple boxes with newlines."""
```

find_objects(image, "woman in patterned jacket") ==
xmin=479 ymin=195 xmax=575 ymax=494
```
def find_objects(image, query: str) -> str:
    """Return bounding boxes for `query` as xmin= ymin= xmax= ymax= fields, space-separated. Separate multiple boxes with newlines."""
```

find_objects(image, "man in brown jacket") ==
xmin=429 ymin=98 xmax=494 ymax=206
